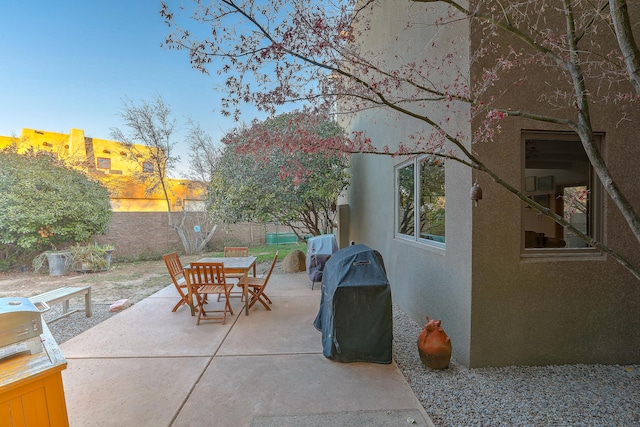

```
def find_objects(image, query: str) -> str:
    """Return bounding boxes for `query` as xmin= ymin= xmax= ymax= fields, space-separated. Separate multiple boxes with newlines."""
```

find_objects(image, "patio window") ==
xmin=522 ymin=131 xmax=602 ymax=253
xmin=143 ymin=161 xmax=154 ymax=173
xmin=396 ymin=155 xmax=445 ymax=248
xmin=97 ymin=157 xmax=111 ymax=170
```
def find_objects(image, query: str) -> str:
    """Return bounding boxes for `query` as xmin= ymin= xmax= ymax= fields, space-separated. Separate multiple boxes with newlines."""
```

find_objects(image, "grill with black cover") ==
xmin=313 ymin=244 xmax=392 ymax=363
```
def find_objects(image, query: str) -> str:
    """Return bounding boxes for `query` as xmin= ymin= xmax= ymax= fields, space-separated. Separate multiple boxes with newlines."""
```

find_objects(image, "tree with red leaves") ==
xmin=160 ymin=1 xmax=640 ymax=279
xmin=208 ymin=113 xmax=350 ymax=238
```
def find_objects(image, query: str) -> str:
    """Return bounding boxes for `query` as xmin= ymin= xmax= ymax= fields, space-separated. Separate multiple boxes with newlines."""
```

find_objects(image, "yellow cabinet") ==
xmin=0 ymin=323 xmax=69 ymax=426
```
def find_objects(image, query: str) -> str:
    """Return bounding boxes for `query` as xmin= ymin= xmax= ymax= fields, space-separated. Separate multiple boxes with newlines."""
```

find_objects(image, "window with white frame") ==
xmin=396 ymin=156 xmax=445 ymax=246
xmin=522 ymin=131 xmax=601 ymax=252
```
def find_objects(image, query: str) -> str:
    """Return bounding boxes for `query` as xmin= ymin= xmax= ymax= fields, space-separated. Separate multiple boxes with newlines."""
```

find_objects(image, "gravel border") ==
xmin=45 ymin=303 xmax=117 ymax=344
xmin=392 ymin=306 xmax=640 ymax=426
xmin=45 ymin=301 xmax=639 ymax=426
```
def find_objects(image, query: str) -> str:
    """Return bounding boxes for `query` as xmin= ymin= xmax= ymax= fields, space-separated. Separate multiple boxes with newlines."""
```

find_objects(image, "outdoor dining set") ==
xmin=162 ymin=247 xmax=279 ymax=325
xmin=161 ymin=237 xmax=394 ymax=366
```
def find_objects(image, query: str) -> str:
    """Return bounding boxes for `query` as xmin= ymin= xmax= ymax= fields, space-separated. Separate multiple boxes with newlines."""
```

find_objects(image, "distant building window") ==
xmin=143 ymin=162 xmax=154 ymax=173
xmin=97 ymin=157 xmax=111 ymax=169
xmin=395 ymin=155 xmax=445 ymax=248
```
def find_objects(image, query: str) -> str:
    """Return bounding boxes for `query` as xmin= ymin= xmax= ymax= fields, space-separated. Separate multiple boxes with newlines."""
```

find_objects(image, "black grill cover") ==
xmin=313 ymin=244 xmax=392 ymax=363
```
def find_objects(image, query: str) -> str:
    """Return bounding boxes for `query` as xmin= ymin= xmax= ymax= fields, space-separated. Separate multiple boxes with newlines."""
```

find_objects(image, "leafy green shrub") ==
xmin=0 ymin=148 xmax=113 ymax=252
xmin=67 ymin=243 xmax=113 ymax=272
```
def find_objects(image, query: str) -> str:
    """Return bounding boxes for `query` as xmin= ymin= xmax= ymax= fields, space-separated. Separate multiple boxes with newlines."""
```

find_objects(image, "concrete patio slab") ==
xmin=63 ymin=356 xmax=211 ymax=427
xmin=262 ymin=271 xmax=319 ymax=296
xmin=218 ymin=295 xmax=322 ymax=356
xmin=61 ymin=294 xmax=243 ymax=358
xmin=57 ymin=273 xmax=433 ymax=427
xmin=147 ymin=284 xmax=183 ymax=298
xmin=173 ymin=354 xmax=424 ymax=426
xmin=253 ymin=409 xmax=429 ymax=426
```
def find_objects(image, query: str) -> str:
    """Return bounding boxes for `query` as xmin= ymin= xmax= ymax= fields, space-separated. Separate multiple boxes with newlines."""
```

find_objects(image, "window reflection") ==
xmin=523 ymin=134 xmax=598 ymax=250
xmin=396 ymin=156 xmax=445 ymax=245
xmin=397 ymin=163 xmax=415 ymax=236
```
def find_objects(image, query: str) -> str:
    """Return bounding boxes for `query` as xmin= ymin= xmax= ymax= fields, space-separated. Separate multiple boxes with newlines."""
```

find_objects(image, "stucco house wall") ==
xmin=342 ymin=1 xmax=475 ymax=365
xmin=343 ymin=1 xmax=640 ymax=366
xmin=467 ymin=2 xmax=640 ymax=366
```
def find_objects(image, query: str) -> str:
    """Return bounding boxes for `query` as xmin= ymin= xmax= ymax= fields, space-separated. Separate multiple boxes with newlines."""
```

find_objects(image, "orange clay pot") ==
xmin=417 ymin=316 xmax=452 ymax=369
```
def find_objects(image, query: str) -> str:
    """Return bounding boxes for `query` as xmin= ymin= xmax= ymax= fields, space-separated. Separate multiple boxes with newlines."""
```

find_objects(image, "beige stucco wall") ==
xmin=345 ymin=1 xmax=640 ymax=366
xmin=343 ymin=1 xmax=474 ymax=365
xmin=465 ymin=2 xmax=640 ymax=366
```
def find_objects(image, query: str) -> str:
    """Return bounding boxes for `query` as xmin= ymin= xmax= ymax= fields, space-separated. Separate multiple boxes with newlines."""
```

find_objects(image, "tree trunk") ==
xmin=610 ymin=0 xmax=640 ymax=93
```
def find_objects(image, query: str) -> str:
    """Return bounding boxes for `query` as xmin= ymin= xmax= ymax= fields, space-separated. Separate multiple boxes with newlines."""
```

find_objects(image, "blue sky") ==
xmin=0 ymin=1 xmax=263 ymax=177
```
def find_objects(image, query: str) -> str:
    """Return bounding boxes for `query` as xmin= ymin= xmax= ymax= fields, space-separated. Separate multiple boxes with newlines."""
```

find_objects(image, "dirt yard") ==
xmin=0 ymin=256 xmax=203 ymax=305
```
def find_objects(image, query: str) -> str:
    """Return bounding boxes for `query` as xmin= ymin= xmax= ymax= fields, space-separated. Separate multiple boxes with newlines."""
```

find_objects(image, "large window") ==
xmin=396 ymin=156 xmax=445 ymax=247
xmin=522 ymin=132 xmax=601 ymax=252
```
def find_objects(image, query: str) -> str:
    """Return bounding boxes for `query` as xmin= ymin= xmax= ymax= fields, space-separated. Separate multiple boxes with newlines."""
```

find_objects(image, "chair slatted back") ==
xmin=163 ymin=252 xmax=184 ymax=286
xmin=163 ymin=252 xmax=189 ymax=312
xmin=222 ymin=246 xmax=251 ymax=290
xmin=240 ymin=251 xmax=279 ymax=311
xmin=263 ymin=251 xmax=279 ymax=284
xmin=186 ymin=262 xmax=227 ymax=288
xmin=186 ymin=262 xmax=234 ymax=324
xmin=224 ymin=246 xmax=249 ymax=258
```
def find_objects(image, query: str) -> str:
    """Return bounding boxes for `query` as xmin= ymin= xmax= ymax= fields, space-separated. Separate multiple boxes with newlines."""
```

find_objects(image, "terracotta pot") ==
xmin=417 ymin=316 xmax=452 ymax=369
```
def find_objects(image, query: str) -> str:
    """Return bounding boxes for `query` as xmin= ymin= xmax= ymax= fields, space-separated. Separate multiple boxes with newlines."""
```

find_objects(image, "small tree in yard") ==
xmin=111 ymin=96 xmax=217 ymax=254
xmin=206 ymin=113 xmax=350 ymax=238
xmin=0 ymin=147 xmax=112 ymax=261
xmin=161 ymin=1 xmax=640 ymax=279
xmin=185 ymin=120 xmax=222 ymax=184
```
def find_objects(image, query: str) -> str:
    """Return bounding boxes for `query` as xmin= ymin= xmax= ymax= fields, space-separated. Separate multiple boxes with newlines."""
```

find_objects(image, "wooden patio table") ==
xmin=185 ymin=256 xmax=257 ymax=316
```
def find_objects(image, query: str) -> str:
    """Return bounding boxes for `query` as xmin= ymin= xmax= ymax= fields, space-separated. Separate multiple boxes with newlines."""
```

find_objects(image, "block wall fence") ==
xmin=92 ymin=212 xmax=295 ymax=259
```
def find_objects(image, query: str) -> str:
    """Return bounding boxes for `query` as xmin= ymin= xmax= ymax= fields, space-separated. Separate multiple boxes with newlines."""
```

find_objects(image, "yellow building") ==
xmin=0 ymin=128 xmax=205 ymax=212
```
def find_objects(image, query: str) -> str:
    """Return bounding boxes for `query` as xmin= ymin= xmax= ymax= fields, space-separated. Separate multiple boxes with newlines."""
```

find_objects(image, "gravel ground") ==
xmin=45 ymin=300 xmax=639 ymax=426
xmin=392 ymin=307 xmax=640 ymax=426
xmin=45 ymin=303 xmax=117 ymax=344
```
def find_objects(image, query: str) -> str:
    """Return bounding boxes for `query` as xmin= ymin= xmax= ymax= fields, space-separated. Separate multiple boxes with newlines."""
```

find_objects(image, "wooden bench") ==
xmin=29 ymin=286 xmax=92 ymax=323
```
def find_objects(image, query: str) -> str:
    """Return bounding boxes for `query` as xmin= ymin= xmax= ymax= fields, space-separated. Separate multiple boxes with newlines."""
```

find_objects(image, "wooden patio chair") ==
xmin=218 ymin=246 xmax=250 ymax=301
xmin=236 ymin=252 xmax=278 ymax=311
xmin=185 ymin=262 xmax=235 ymax=325
xmin=163 ymin=252 xmax=192 ymax=312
